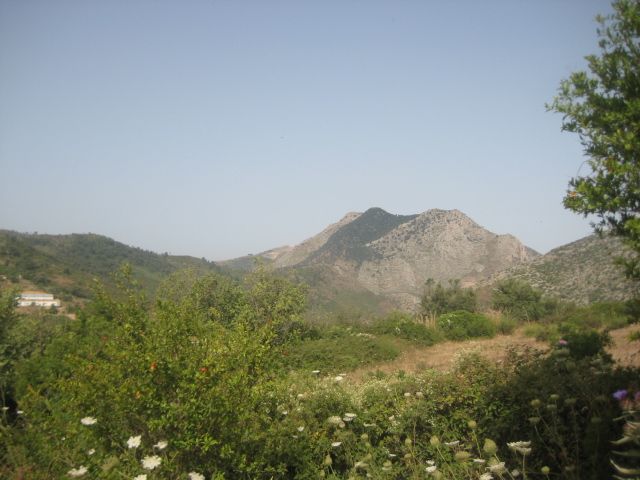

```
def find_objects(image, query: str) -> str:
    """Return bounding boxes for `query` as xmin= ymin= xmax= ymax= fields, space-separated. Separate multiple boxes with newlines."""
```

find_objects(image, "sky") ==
xmin=0 ymin=0 xmax=614 ymax=261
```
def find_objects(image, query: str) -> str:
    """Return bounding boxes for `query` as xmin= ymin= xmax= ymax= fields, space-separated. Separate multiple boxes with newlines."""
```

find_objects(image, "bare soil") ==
xmin=350 ymin=324 xmax=640 ymax=381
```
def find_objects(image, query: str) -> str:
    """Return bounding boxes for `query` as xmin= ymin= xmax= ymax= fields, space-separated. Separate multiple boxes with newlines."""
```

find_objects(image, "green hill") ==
xmin=0 ymin=230 xmax=221 ymax=303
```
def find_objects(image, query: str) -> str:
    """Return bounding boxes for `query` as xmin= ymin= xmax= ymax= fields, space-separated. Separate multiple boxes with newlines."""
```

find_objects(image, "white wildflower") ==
xmin=141 ymin=455 xmax=162 ymax=470
xmin=16 ymin=410 xmax=24 ymax=415
xmin=488 ymin=462 xmax=507 ymax=474
xmin=354 ymin=461 xmax=368 ymax=469
xmin=511 ymin=469 xmax=521 ymax=477
xmin=80 ymin=417 xmax=97 ymax=426
xmin=282 ymin=410 xmax=288 ymax=415
xmin=87 ymin=449 xmax=95 ymax=456
xmin=312 ymin=370 xmax=320 ymax=374
xmin=480 ymin=474 xmax=493 ymax=480
xmin=1 ymin=406 xmax=8 ymax=411
xmin=327 ymin=416 xmax=342 ymax=425
xmin=68 ymin=466 xmax=88 ymax=477
xmin=416 ymin=391 xmax=424 ymax=398
xmin=153 ymin=440 xmax=168 ymax=450
xmin=444 ymin=440 xmax=460 ymax=446
xmin=388 ymin=453 xmax=397 ymax=458
xmin=297 ymin=426 xmax=305 ymax=432
xmin=331 ymin=441 xmax=342 ymax=447
xmin=133 ymin=475 xmax=147 ymax=480
xmin=426 ymin=460 xmax=435 ymax=465
xmin=127 ymin=435 xmax=142 ymax=449
xmin=344 ymin=412 xmax=357 ymax=418
xmin=339 ymin=373 xmax=347 ymax=376
xmin=404 ymin=392 xmax=412 ymax=397
xmin=426 ymin=465 xmax=437 ymax=473
xmin=188 ymin=473 xmax=205 ymax=480
xmin=473 ymin=458 xmax=486 ymax=464
xmin=334 ymin=376 xmax=344 ymax=382
xmin=507 ymin=441 xmax=532 ymax=456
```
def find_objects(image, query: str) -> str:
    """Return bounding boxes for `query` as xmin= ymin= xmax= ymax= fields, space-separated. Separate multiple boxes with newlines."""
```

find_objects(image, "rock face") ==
xmin=263 ymin=207 xmax=538 ymax=309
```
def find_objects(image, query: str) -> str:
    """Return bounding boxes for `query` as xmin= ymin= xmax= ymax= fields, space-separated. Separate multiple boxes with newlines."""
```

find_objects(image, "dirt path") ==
xmin=350 ymin=324 xmax=640 ymax=382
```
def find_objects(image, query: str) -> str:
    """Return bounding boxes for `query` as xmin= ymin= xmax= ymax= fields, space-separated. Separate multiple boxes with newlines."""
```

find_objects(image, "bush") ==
xmin=492 ymin=279 xmax=558 ymax=321
xmin=420 ymin=279 xmax=477 ymax=316
xmin=370 ymin=311 xmax=443 ymax=346
xmin=437 ymin=310 xmax=496 ymax=340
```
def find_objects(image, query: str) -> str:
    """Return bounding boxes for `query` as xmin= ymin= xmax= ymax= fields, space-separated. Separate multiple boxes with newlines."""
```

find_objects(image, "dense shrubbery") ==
xmin=437 ymin=310 xmax=496 ymax=340
xmin=492 ymin=279 xmax=558 ymax=321
xmin=420 ymin=279 xmax=477 ymax=316
xmin=2 ymin=268 xmax=638 ymax=479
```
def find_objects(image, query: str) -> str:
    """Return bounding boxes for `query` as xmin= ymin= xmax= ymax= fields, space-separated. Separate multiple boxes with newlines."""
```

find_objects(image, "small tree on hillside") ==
xmin=548 ymin=0 xmax=640 ymax=279
xmin=420 ymin=278 xmax=477 ymax=316
xmin=492 ymin=279 xmax=557 ymax=321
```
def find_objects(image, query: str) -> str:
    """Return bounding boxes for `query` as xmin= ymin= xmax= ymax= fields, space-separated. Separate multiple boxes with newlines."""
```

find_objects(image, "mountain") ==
xmin=0 ymin=230 xmax=220 ymax=304
xmin=487 ymin=234 xmax=638 ymax=304
xmin=230 ymin=208 xmax=539 ymax=310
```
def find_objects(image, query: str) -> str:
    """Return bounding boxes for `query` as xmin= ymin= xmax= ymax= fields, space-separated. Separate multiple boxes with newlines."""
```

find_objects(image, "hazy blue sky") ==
xmin=0 ymin=0 xmax=612 ymax=261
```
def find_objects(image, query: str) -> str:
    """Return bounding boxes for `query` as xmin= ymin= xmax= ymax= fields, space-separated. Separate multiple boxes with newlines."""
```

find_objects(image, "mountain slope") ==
xmin=222 ymin=207 xmax=538 ymax=311
xmin=0 ymin=230 xmax=220 ymax=301
xmin=488 ymin=234 xmax=637 ymax=304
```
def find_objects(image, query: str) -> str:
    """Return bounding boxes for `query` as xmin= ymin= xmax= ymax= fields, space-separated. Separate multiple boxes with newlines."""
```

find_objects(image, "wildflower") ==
xmin=444 ymin=440 xmax=459 ymax=447
xmin=354 ymin=461 xmax=368 ymax=469
xmin=613 ymin=389 xmax=629 ymax=401
xmin=297 ymin=426 xmax=305 ymax=432
xmin=153 ymin=440 xmax=168 ymax=450
xmin=480 ymin=474 xmax=493 ymax=480
xmin=507 ymin=441 xmax=532 ymax=456
xmin=281 ymin=410 xmax=288 ymax=415
xmin=344 ymin=412 xmax=356 ymax=419
xmin=488 ymin=461 xmax=507 ymax=474
xmin=558 ymin=339 xmax=568 ymax=346
xmin=426 ymin=460 xmax=434 ymax=465
xmin=297 ymin=393 xmax=305 ymax=400
xmin=454 ymin=451 xmax=471 ymax=462
xmin=141 ymin=455 xmax=162 ymax=470
xmin=80 ymin=417 xmax=97 ymax=426
xmin=511 ymin=469 xmax=521 ymax=477
xmin=68 ymin=466 xmax=88 ymax=477
xmin=324 ymin=454 xmax=333 ymax=466
xmin=334 ymin=376 xmax=344 ymax=382
xmin=331 ymin=441 xmax=342 ymax=447
xmin=404 ymin=392 xmax=412 ymax=397
xmin=134 ymin=476 xmax=147 ymax=480
xmin=416 ymin=391 xmax=424 ymax=398
xmin=188 ymin=473 xmax=205 ymax=480
xmin=1 ymin=406 xmax=8 ymax=411
xmin=429 ymin=435 xmax=440 ymax=446
xmin=473 ymin=458 xmax=486 ymax=464
xmin=127 ymin=435 xmax=142 ymax=449
xmin=483 ymin=438 xmax=498 ymax=455
xmin=16 ymin=410 xmax=24 ymax=415
xmin=541 ymin=466 xmax=551 ymax=475
xmin=312 ymin=370 xmax=320 ymax=374
xmin=426 ymin=465 xmax=437 ymax=473
xmin=388 ymin=454 xmax=397 ymax=458
xmin=87 ymin=449 xmax=95 ymax=456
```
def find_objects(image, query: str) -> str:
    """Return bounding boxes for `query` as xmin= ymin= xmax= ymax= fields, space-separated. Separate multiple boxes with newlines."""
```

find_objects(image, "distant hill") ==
xmin=0 ymin=230 xmax=221 ymax=303
xmin=486 ymin=234 xmax=638 ymax=304
xmin=224 ymin=208 xmax=539 ymax=310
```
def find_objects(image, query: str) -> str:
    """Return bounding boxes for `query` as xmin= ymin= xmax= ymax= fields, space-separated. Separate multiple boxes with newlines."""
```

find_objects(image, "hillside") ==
xmin=488 ymin=234 xmax=638 ymax=304
xmin=0 ymin=230 xmax=221 ymax=303
xmin=224 ymin=207 xmax=539 ymax=311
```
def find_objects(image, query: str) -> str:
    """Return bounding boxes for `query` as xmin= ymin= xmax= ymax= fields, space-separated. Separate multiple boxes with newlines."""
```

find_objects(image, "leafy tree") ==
xmin=492 ymin=279 xmax=557 ymax=321
xmin=420 ymin=279 xmax=476 ymax=316
xmin=548 ymin=0 xmax=640 ymax=279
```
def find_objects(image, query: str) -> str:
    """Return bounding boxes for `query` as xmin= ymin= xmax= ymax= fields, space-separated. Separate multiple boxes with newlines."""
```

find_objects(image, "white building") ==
xmin=17 ymin=291 xmax=61 ymax=308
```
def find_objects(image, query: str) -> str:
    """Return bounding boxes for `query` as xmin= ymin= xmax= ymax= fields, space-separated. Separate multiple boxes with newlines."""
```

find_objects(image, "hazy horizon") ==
xmin=0 ymin=1 xmax=612 ymax=261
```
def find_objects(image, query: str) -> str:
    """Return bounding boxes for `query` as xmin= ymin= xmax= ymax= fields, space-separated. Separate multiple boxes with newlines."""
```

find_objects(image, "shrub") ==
xmin=437 ymin=310 xmax=496 ymax=340
xmin=420 ymin=279 xmax=477 ymax=316
xmin=370 ymin=311 xmax=443 ymax=346
xmin=492 ymin=279 xmax=558 ymax=321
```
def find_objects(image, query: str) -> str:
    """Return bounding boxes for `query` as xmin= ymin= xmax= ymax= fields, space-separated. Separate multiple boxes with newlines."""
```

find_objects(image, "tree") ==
xmin=492 ymin=279 xmax=557 ymax=321
xmin=549 ymin=0 xmax=640 ymax=278
xmin=420 ymin=278 xmax=476 ymax=316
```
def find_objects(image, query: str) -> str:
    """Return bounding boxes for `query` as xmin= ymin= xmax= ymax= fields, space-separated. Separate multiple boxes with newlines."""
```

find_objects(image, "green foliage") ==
xmin=548 ymin=0 xmax=640 ymax=280
xmin=370 ymin=311 xmax=443 ymax=346
xmin=560 ymin=329 xmax=612 ymax=360
xmin=437 ymin=310 xmax=496 ymax=340
xmin=285 ymin=333 xmax=400 ymax=372
xmin=492 ymin=279 xmax=557 ymax=321
xmin=420 ymin=279 xmax=477 ymax=316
